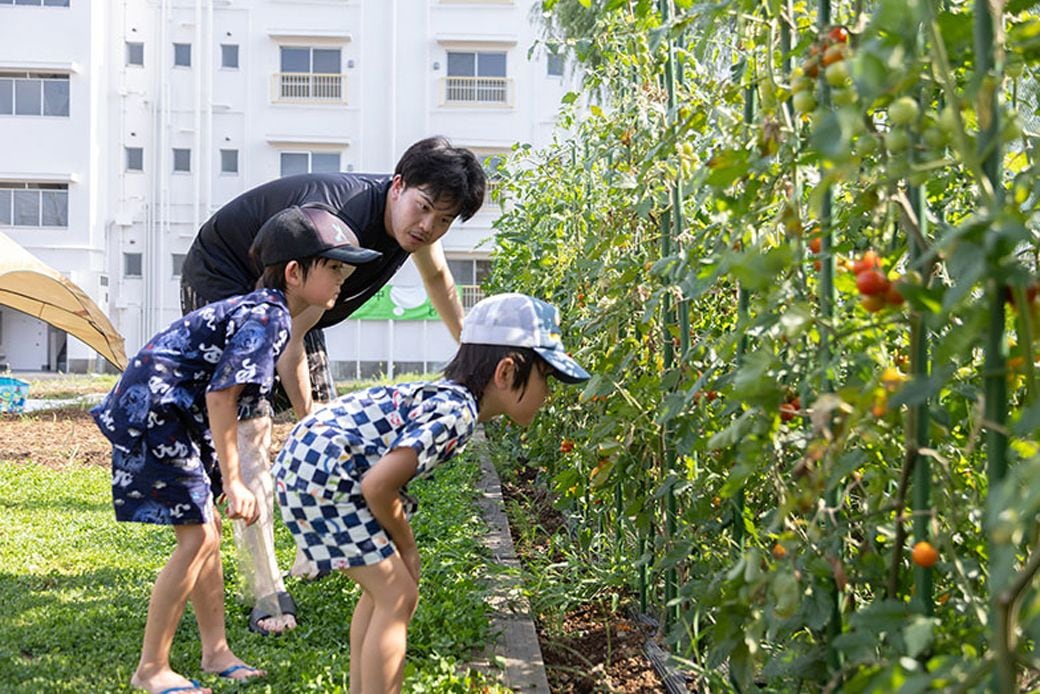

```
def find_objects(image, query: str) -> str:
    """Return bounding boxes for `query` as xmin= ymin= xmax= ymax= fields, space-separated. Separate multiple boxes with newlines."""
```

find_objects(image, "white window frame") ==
xmin=273 ymin=45 xmax=346 ymax=103
xmin=0 ymin=182 xmax=69 ymax=228
xmin=279 ymin=150 xmax=342 ymax=177
xmin=173 ymin=42 xmax=192 ymax=68
xmin=123 ymin=252 xmax=143 ymax=278
xmin=219 ymin=148 xmax=239 ymax=174
xmin=220 ymin=43 xmax=239 ymax=69
xmin=125 ymin=41 xmax=145 ymax=67
xmin=0 ymin=72 xmax=70 ymax=117
xmin=172 ymin=148 xmax=191 ymax=173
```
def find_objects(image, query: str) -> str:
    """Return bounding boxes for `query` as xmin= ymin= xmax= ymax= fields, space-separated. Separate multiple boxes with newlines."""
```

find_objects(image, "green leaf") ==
xmin=1013 ymin=401 xmax=1040 ymax=437
xmin=576 ymin=0 xmax=591 ymax=8
xmin=561 ymin=91 xmax=580 ymax=104
xmin=903 ymin=617 xmax=938 ymax=658
xmin=1008 ymin=0 xmax=1040 ymax=11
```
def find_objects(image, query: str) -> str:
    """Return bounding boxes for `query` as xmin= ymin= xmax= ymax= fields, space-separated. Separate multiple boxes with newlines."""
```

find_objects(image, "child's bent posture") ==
xmin=92 ymin=206 xmax=379 ymax=694
xmin=272 ymin=293 xmax=590 ymax=693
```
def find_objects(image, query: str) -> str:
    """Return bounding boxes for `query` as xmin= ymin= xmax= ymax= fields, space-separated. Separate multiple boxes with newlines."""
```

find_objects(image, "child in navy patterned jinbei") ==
xmin=92 ymin=205 xmax=380 ymax=694
xmin=272 ymin=293 xmax=591 ymax=693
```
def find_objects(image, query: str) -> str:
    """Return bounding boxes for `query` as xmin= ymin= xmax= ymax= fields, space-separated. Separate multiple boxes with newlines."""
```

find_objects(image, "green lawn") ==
xmin=0 ymin=454 xmax=506 ymax=692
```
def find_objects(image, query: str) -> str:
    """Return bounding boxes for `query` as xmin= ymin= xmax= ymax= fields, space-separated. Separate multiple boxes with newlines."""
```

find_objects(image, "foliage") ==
xmin=485 ymin=0 xmax=1040 ymax=689
xmin=0 ymin=455 xmax=503 ymax=692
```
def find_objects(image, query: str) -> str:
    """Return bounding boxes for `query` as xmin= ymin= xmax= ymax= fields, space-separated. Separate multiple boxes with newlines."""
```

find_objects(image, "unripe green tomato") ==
xmin=793 ymin=90 xmax=817 ymax=114
xmin=1006 ymin=55 xmax=1025 ymax=78
xmin=831 ymin=86 xmax=857 ymax=107
xmin=938 ymin=106 xmax=958 ymax=134
xmin=791 ymin=76 xmax=813 ymax=94
xmin=825 ymin=61 xmax=851 ymax=88
xmin=855 ymin=133 xmax=880 ymax=156
xmin=922 ymin=126 xmax=946 ymax=149
xmin=888 ymin=97 xmax=920 ymax=127
xmin=886 ymin=128 xmax=911 ymax=153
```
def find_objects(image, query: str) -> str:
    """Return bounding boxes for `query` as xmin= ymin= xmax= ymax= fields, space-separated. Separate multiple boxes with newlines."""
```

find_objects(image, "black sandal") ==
xmin=247 ymin=591 xmax=297 ymax=636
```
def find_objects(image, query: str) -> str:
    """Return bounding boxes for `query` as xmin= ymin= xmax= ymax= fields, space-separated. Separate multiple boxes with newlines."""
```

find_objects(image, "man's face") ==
xmin=385 ymin=175 xmax=459 ymax=252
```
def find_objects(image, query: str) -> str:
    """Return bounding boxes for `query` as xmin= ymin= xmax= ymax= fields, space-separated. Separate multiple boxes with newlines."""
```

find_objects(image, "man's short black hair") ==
xmin=394 ymin=136 xmax=487 ymax=222
xmin=443 ymin=343 xmax=546 ymax=405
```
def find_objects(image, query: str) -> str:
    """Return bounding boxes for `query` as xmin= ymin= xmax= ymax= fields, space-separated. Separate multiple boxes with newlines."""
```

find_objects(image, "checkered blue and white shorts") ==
xmin=273 ymin=424 xmax=399 ymax=572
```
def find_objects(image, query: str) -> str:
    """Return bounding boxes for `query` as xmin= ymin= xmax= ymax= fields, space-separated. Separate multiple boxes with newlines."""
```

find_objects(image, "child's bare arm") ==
xmin=361 ymin=448 xmax=421 ymax=577
xmin=206 ymin=385 xmax=260 ymax=524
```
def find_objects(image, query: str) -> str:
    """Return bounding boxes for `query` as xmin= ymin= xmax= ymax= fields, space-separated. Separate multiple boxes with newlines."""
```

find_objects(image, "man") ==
xmin=181 ymin=136 xmax=487 ymax=634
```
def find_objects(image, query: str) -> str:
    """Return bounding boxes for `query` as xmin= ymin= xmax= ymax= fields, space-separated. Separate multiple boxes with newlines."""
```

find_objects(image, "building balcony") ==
xmin=459 ymin=284 xmax=486 ymax=310
xmin=272 ymin=72 xmax=346 ymax=104
xmin=440 ymin=76 xmax=512 ymax=107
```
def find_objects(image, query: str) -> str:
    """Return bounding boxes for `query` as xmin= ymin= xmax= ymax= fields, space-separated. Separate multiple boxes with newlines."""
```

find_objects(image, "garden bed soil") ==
xmin=0 ymin=407 xmax=297 ymax=470
xmin=500 ymin=464 xmax=677 ymax=693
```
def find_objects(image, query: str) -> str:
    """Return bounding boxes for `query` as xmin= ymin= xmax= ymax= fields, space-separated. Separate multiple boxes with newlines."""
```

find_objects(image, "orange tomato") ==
xmin=911 ymin=541 xmax=939 ymax=568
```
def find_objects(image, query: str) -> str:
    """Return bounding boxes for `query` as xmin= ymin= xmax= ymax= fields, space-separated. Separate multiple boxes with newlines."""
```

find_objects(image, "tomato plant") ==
xmin=485 ymin=0 xmax=1040 ymax=690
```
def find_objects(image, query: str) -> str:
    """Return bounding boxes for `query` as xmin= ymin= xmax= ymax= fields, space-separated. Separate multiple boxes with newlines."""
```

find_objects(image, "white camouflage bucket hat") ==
xmin=460 ymin=293 xmax=591 ymax=384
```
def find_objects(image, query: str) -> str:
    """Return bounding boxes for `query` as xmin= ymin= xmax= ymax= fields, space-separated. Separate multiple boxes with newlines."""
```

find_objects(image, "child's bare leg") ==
xmin=345 ymin=555 xmax=419 ymax=694
xmin=348 ymin=591 xmax=375 ymax=694
xmin=235 ymin=416 xmax=297 ymax=633
xmin=192 ymin=515 xmax=265 ymax=681
xmin=131 ymin=523 xmax=218 ymax=694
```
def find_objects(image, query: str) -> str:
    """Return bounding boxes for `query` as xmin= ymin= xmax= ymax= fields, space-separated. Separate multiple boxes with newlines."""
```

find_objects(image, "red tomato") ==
xmin=857 ymin=269 xmax=891 ymax=296
xmin=828 ymin=25 xmax=849 ymax=45
xmin=852 ymin=250 xmax=880 ymax=275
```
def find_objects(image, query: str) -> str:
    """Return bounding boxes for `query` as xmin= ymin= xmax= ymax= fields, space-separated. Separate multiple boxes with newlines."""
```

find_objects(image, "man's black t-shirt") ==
xmin=182 ymin=173 xmax=409 ymax=329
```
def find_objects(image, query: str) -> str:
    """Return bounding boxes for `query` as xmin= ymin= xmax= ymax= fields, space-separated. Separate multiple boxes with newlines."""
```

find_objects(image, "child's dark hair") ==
xmin=443 ymin=343 xmax=547 ymax=404
xmin=395 ymin=137 xmax=487 ymax=222
xmin=253 ymin=254 xmax=327 ymax=291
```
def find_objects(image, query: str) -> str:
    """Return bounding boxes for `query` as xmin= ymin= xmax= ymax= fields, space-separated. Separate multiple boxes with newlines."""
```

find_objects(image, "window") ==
xmin=123 ymin=252 xmax=142 ymax=278
xmin=126 ymin=41 xmax=144 ymax=67
xmin=445 ymin=51 xmax=508 ymax=104
xmin=171 ymin=253 xmax=186 ymax=277
xmin=0 ymin=183 xmax=68 ymax=228
xmin=547 ymin=53 xmax=564 ymax=77
xmin=7 ymin=0 xmax=70 ymax=5
xmin=276 ymin=46 xmax=343 ymax=101
xmin=280 ymin=151 xmax=340 ymax=177
xmin=220 ymin=44 xmax=239 ymax=69
xmin=173 ymin=42 xmax=191 ymax=67
xmin=220 ymin=149 xmax=238 ymax=174
xmin=125 ymin=147 xmax=143 ymax=172
xmin=447 ymin=258 xmax=491 ymax=309
xmin=172 ymin=148 xmax=191 ymax=172
xmin=0 ymin=73 xmax=69 ymax=116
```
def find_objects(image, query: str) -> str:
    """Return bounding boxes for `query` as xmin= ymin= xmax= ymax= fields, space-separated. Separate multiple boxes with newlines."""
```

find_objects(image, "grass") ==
xmin=0 ymin=454 xmax=508 ymax=693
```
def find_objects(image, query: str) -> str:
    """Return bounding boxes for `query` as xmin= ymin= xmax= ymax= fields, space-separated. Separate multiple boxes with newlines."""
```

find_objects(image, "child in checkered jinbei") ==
xmin=272 ymin=293 xmax=590 ymax=693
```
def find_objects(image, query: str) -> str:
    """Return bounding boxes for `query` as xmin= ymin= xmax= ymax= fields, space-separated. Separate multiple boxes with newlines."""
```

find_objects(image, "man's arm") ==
xmin=276 ymin=304 xmax=326 ymax=418
xmin=413 ymin=241 xmax=464 ymax=342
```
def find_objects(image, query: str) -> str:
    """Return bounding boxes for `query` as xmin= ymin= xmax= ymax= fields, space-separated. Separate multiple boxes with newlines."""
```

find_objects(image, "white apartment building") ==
xmin=0 ymin=0 xmax=572 ymax=376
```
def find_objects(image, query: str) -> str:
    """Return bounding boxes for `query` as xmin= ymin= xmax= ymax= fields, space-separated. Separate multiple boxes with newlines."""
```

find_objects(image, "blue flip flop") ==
xmin=216 ymin=664 xmax=264 ymax=680
xmin=157 ymin=680 xmax=204 ymax=694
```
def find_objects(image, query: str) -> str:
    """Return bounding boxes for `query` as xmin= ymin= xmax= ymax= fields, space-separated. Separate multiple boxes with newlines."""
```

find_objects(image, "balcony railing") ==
xmin=441 ymin=76 xmax=512 ymax=106
xmin=272 ymin=72 xmax=347 ymax=103
xmin=459 ymin=284 xmax=486 ymax=310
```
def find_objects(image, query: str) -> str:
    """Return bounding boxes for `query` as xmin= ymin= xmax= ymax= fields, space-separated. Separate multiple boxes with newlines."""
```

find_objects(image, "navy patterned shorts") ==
xmin=111 ymin=437 xmax=221 ymax=526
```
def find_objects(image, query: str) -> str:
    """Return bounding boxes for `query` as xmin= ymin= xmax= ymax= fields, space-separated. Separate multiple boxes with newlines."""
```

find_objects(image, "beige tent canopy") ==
xmin=0 ymin=230 xmax=127 ymax=371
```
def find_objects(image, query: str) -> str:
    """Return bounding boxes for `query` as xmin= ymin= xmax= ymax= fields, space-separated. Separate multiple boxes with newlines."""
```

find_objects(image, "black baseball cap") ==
xmin=252 ymin=205 xmax=383 ymax=267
